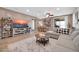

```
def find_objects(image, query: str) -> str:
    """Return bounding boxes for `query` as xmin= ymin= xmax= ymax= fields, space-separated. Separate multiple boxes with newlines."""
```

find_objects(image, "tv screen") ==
xmin=13 ymin=23 xmax=28 ymax=28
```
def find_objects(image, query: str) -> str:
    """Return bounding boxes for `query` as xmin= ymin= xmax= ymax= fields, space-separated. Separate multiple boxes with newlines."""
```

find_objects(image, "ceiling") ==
xmin=4 ymin=7 xmax=76 ymax=19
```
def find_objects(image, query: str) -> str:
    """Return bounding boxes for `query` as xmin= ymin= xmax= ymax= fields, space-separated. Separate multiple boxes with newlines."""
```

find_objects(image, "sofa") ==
xmin=56 ymin=30 xmax=79 ymax=51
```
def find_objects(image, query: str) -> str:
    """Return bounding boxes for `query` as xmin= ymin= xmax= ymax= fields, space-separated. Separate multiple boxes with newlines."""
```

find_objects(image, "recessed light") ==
xmin=26 ymin=9 xmax=30 ymax=12
xmin=56 ymin=8 xmax=60 ymax=11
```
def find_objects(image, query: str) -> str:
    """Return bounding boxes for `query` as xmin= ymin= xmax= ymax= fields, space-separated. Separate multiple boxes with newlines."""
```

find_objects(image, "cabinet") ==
xmin=13 ymin=28 xmax=27 ymax=35
xmin=0 ymin=17 xmax=13 ymax=39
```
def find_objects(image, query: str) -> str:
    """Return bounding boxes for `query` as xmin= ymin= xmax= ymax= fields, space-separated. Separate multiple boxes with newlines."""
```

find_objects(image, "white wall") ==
xmin=72 ymin=8 xmax=78 ymax=28
xmin=75 ymin=8 xmax=79 ymax=29
xmin=30 ymin=20 xmax=35 ymax=30
xmin=64 ymin=16 xmax=68 ymax=28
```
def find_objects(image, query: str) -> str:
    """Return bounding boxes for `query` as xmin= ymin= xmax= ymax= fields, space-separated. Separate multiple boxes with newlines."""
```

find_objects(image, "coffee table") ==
xmin=35 ymin=33 xmax=49 ymax=46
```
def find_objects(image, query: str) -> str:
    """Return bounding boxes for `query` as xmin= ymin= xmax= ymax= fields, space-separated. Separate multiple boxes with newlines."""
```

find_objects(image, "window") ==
xmin=56 ymin=21 xmax=66 ymax=28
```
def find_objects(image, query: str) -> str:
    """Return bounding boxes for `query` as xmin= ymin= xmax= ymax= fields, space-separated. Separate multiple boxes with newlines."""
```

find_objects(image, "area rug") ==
xmin=7 ymin=36 xmax=76 ymax=52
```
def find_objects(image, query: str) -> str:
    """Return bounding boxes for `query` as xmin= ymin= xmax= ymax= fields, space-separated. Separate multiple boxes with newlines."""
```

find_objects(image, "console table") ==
xmin=57 ymin=28 xmax=70 ymax=35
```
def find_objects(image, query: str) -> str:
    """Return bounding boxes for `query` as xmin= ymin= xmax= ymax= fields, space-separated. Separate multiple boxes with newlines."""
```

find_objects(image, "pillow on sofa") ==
xmin=73 ymin=35 xmax=79 ymax=51
xmin=70 ymin=31 xmax=79 ymax=40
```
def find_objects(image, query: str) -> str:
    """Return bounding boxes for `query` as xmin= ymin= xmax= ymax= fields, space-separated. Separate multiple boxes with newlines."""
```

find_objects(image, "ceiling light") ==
xmin=56 ymin=8 xmax=60 ymax=11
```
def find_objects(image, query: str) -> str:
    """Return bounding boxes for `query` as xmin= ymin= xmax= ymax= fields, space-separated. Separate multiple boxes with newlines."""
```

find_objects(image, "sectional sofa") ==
xmin=56 ymin=30 xmax=79 ymax=51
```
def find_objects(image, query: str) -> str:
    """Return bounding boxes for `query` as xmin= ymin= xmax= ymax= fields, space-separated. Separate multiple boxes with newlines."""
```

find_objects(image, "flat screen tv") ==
xmin=13 ymin=23 xmax=28 ymax=28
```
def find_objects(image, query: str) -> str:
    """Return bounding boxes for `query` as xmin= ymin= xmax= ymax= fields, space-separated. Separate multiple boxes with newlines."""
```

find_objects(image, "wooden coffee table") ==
xmin=35 ymin=33 xmax=49 ymax=46
xmin=36 ymin=36 xmax=49 ymax=46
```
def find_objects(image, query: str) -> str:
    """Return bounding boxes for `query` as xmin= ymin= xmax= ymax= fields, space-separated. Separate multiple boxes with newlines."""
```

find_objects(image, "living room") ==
xmin=0 ymin=7 xmax=79 ymax=52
